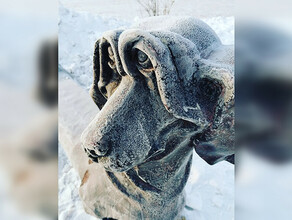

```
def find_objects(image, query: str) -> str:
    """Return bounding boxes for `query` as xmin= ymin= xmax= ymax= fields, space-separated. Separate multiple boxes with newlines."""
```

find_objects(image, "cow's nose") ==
xmin=82 ymin=131 xmax=111 ymax=158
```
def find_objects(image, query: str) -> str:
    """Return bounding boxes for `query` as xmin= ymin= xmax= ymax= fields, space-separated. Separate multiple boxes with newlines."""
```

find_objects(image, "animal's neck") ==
xmin=106 ymin=141 xmax=193 ymax=219
xmin=136 ymin=140 xmax=193 ymax=195
xmin=79 ymin=140 xmax=194 ymax=220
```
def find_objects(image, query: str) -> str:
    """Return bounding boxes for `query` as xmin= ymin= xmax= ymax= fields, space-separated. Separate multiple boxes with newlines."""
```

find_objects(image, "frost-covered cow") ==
xmin=81 ymin=17 xmax=234 ymax=219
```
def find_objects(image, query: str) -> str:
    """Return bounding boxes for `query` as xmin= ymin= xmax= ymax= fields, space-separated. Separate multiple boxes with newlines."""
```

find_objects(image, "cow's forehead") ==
xmin=131 ymin=16 xmax=221 ymax=50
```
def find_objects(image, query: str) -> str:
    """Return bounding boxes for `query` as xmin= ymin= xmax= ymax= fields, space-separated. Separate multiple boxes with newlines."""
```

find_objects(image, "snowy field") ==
xmin=59 ymin=1 xmax=234 ymax=219
xmin=60 ymin=0 xmax=234 ymax=19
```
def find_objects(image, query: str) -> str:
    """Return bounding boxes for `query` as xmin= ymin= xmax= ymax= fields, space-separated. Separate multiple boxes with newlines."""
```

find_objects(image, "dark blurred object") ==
xmin=37 ymin=39 xmax=58 ymax=107
xmin=236 ymin=21 xmax=292 ymax=163
xmin=236 ymin=20 xmax=292 ymax=220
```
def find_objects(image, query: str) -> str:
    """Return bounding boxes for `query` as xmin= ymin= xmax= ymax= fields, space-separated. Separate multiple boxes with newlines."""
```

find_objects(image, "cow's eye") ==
xmin=135 ymin=50 xmax=153 ymax=70
xmin=137 ymin=50 xmax=148 ymax=63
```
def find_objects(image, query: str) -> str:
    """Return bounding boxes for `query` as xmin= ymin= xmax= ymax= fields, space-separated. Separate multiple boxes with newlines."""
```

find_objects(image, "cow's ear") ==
xmin=91 ymin=31 xmax=125 ymax=110
xmin=191 ymin=46 xmax=234 ymax=165
xmin=153 ymin=42 xmax=234 ymax=165
xmin=90 ymin=39 xmax=107 ymax=109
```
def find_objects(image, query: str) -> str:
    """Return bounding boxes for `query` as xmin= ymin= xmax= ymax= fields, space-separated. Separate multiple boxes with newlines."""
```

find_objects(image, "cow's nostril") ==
xmin=93 ymin=139 xmax=111 ymax=156
xmin=84 ymin=147 xmax=99 ymax=163
xmin=94 ymin=147 xmax=109 ymax=156
xmin=89 ymin=149 xmax=98 ymax=156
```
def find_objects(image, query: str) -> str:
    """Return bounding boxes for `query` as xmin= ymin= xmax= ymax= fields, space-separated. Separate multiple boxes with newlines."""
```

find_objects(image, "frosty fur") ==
xmin=80 ymin=17 xmax=234 ymax=219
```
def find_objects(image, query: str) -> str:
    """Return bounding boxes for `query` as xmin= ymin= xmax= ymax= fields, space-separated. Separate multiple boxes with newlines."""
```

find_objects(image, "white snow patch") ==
xmin=58 ymin=145 xmax=97 ymax=220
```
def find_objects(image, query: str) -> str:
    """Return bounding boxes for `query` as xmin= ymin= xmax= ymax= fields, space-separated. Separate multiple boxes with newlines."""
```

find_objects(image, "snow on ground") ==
xmin=60 ymin=0 xmax=234 ymax=20
xmin=59 ymin=144 xmax=96 ymax=220
xmin=59 ymin=5 xmax=130 ymax=90
xmin=59 ymin=2 xmax=234 ymax=220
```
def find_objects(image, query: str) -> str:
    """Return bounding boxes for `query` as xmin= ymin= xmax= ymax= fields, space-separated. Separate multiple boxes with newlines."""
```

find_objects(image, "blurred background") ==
xmin=236 ymin=19 xmax=292 ymax=220
xmin=235 ymin=0 xmax=292 ymax=219
xmin=60 ymin=0 xmax=234 ymax=19
xmin=1 ymin=0 xmax=292 ymax=219
xmin=0 ymin=0 xmax=58 ymax=219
